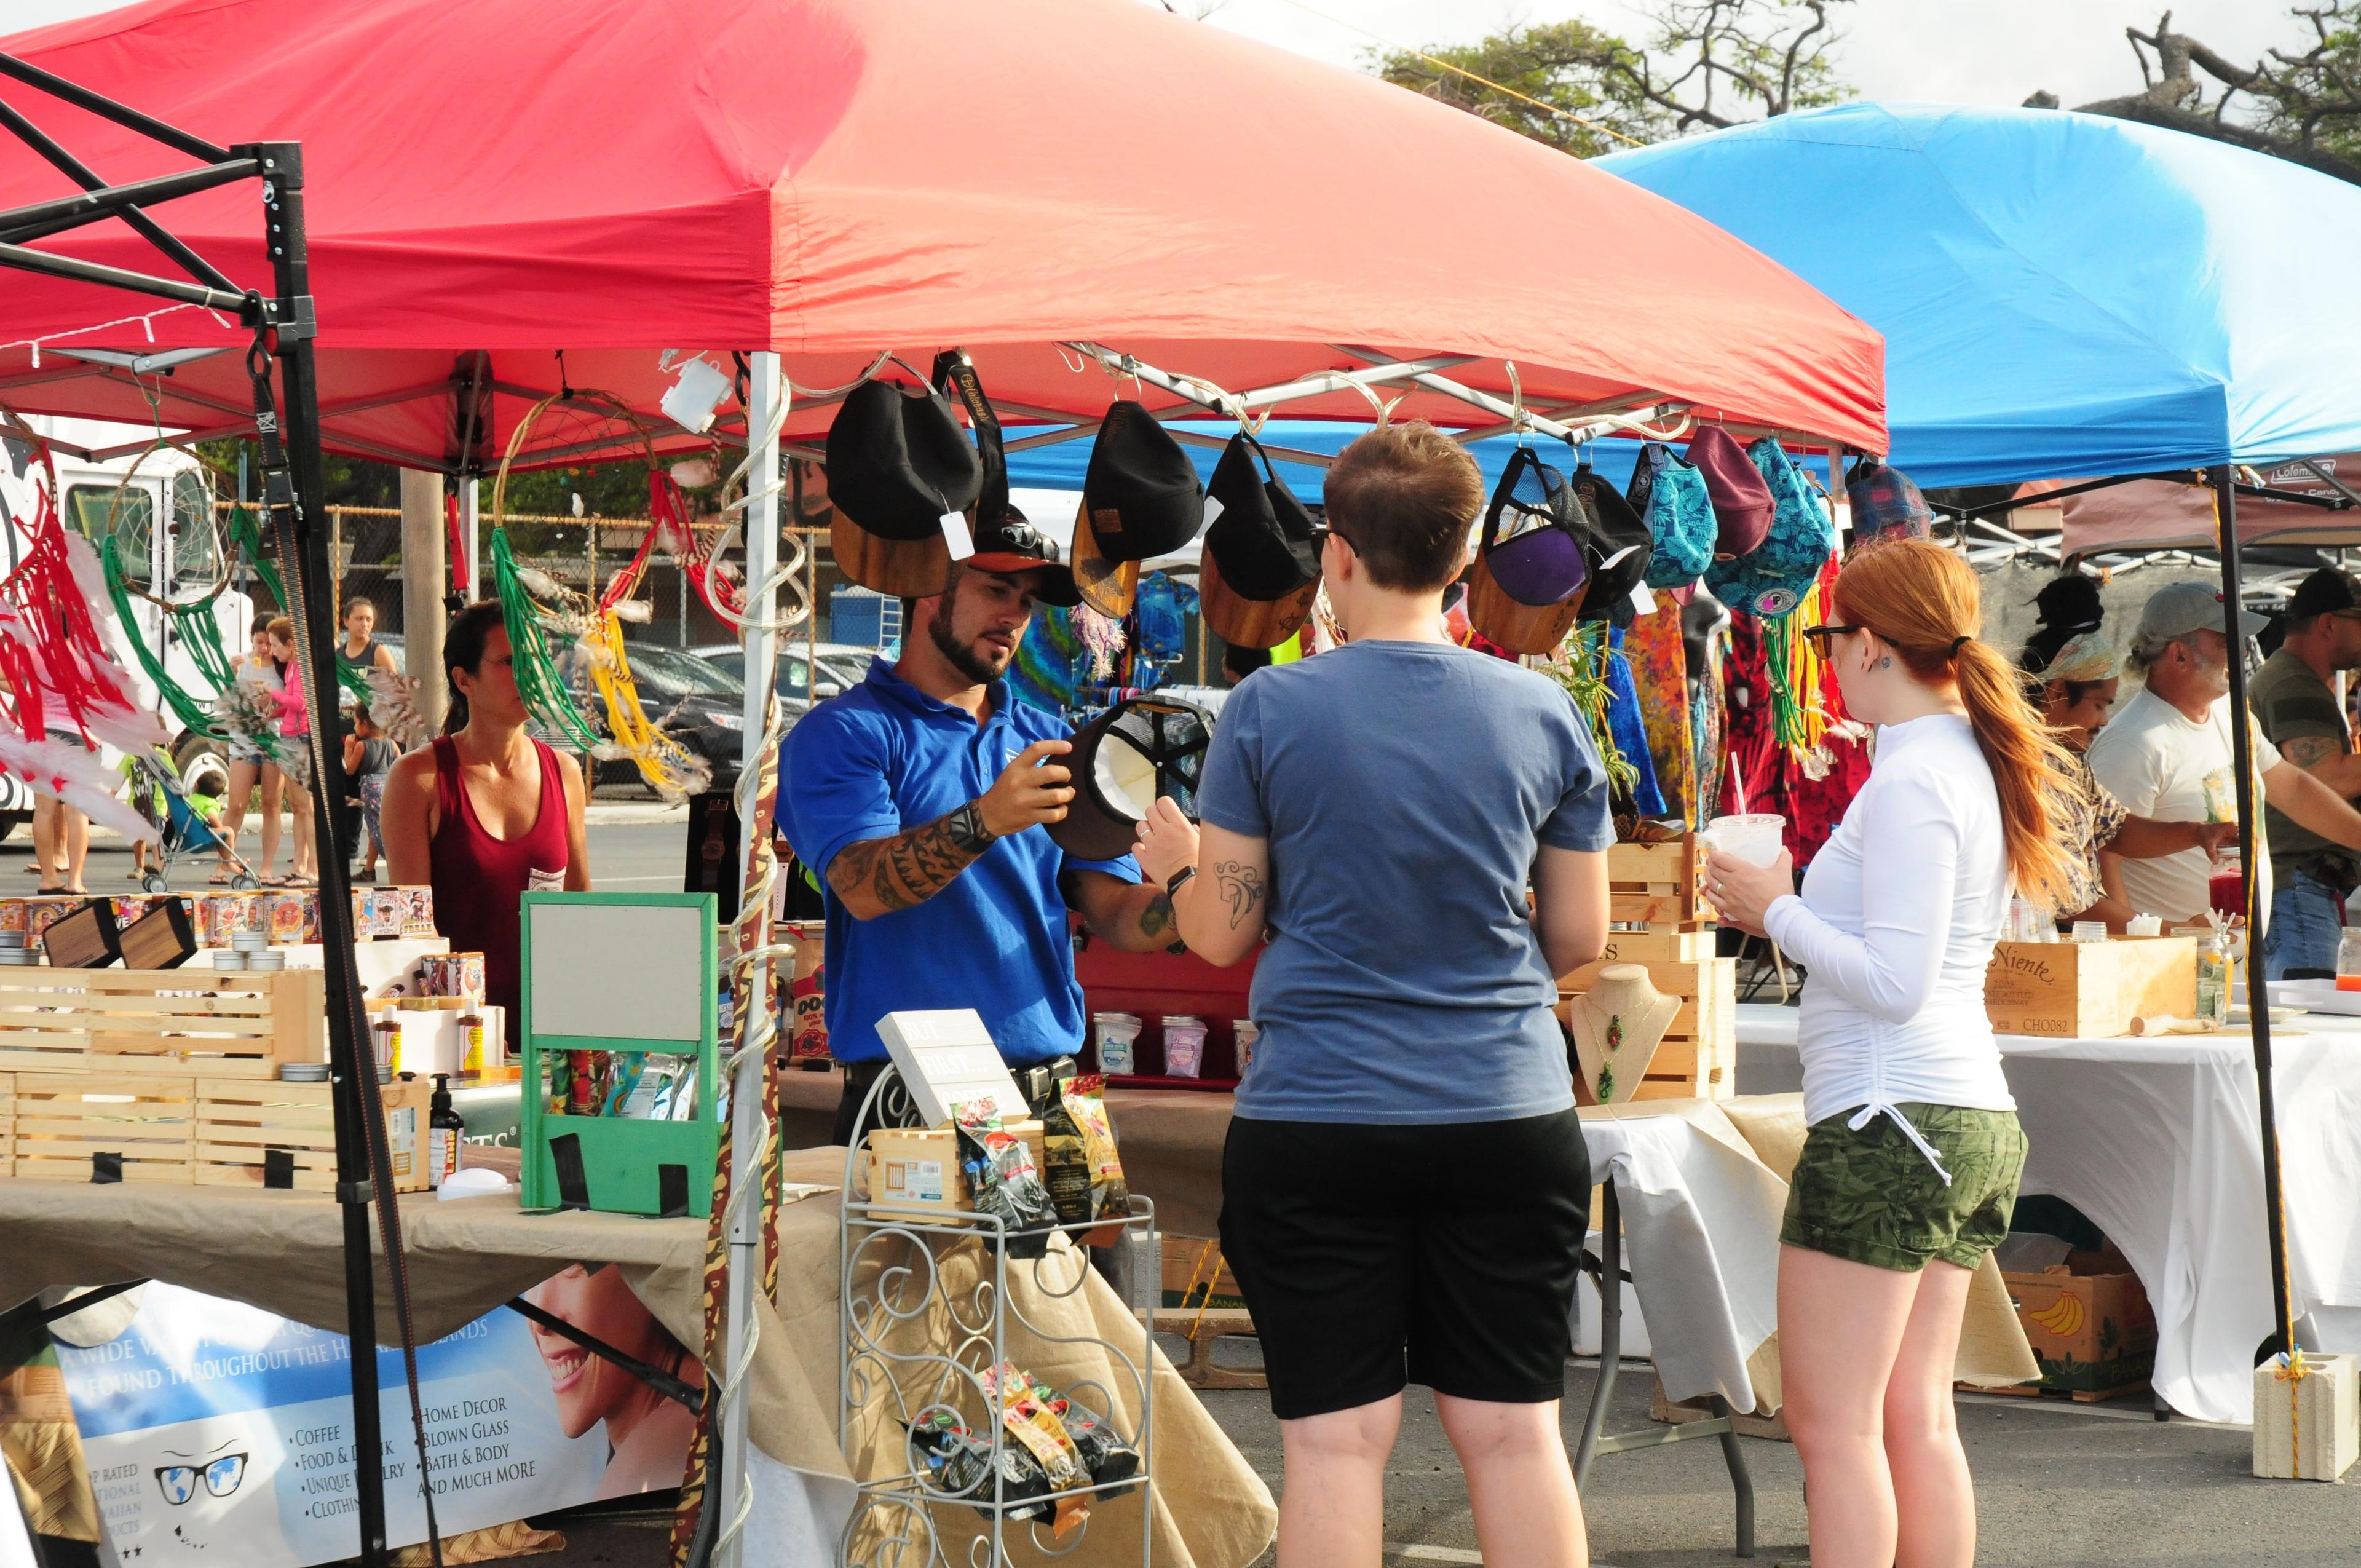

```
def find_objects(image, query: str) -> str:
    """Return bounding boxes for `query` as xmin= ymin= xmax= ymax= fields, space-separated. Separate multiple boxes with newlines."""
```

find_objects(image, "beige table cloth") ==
xmin=0 ymin=1144 xmax=1275 ymax=1568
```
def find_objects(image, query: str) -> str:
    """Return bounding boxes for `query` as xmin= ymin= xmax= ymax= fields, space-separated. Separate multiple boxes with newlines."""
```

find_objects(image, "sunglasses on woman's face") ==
xmin=1799 ymin=622 xmax=1862 ymax=648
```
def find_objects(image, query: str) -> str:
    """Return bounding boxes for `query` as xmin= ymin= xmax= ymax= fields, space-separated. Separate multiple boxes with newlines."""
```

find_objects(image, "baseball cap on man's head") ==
xmin=966 ymin=502 xmax=1080 ymax=606
xmin=2136 ymin=579 xmax=2269 ymax=643
xmin=2288 ymin=567 xmax=2361 ymax=622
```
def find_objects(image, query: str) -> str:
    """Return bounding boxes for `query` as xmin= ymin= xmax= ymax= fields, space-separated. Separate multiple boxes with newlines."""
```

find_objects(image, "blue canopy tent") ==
xmin=1602 ymin=102 xmax=2361 ymax=1386
xmin=1598 ymin=101 xmax=2361 ymax=488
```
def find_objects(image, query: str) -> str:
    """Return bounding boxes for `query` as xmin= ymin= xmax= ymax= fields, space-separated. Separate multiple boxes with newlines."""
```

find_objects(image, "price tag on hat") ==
xmin=939 ymin=510 xmax=975 ymax=561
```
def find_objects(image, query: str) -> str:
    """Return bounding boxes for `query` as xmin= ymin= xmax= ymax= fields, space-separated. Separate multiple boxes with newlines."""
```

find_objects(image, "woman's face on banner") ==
xmin=523 ymin=1263 xmax=683 ymax=1439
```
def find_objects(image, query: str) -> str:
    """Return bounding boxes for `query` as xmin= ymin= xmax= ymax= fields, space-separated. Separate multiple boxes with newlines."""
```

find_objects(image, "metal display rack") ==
xmin=837 ymin=1066 xmax=1158 ymax=1567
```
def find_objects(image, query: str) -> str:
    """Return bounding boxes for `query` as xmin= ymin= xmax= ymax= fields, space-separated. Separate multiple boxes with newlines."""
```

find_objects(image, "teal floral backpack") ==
xmin=1625 ymin=442 xmax=1715 ymax=590
xmin=1703 ymin=438 xmax=1836 ymax=619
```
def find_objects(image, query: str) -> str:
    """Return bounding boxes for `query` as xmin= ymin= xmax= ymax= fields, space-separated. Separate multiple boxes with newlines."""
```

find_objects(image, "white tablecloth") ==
xmin=1736 ymin=1002 xmax=2361 ymax=1423
xmin=1578 ymin=1105 xmax=1789 ymax=1412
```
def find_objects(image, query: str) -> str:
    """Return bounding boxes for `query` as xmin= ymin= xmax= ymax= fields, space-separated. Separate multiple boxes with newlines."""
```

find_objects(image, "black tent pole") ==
xmin=250 ymin=139 xmax=390 ymax=1564
xmin=2212 ymin=462 xmax=2297 ymax=1363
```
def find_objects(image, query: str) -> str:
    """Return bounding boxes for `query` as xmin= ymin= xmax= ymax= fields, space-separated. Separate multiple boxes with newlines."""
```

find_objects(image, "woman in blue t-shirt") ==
xmin=1136 ymin=421 xmax=1612 ymax=1567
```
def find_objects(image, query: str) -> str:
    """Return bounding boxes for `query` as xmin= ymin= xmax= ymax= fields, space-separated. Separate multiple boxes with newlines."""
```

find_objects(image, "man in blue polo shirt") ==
xmin=779 ymin=518 xmax=1180 ymax=1144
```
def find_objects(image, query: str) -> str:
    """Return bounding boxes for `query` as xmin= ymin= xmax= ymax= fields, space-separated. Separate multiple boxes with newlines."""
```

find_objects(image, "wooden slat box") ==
xmin=1560 ymin=956 xmax=1738 ymax=1102
xmin=195 ymin=1075 xmax=432 ymax=1194
xmin=12 ymin=1072 xmax=197 ymax=1182
xmin=0 ymin=968 xmax=324 ymax=1079
xmin=1984 ymin=936 xmax=2197 ymax=1039
xmin=1607 ymin=839 xmax=1710 ymax=930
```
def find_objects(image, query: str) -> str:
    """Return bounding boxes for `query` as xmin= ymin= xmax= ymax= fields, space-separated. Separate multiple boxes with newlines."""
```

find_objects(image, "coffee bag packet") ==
xmin=954 ymin=1101 xmax=1058 ymax=1257
xmin=1038 ymin=1097 xmax=1095 ymax=1227
xmin=1058 ymin=1074 xmax=1130 ymax=1221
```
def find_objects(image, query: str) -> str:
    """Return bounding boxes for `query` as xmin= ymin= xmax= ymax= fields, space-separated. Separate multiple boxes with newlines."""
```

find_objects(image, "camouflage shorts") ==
xmin=1781 ymin=1103 xmax=2028 ymax=1272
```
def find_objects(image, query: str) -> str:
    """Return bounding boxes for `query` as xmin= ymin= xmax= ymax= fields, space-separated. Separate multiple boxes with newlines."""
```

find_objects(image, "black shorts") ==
xmin=1219 ymin=1108 xmax=1591 ymax=1420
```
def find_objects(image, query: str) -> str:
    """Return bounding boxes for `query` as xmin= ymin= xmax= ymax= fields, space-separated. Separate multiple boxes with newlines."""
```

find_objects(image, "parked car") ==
xmin=690 ymin=640 xmax=874 ymax=717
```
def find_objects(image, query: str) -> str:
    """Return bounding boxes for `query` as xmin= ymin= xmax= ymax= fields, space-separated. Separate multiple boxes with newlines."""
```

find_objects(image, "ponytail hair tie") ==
xmin=1949 ymin=634 xmax=1972 ymax=655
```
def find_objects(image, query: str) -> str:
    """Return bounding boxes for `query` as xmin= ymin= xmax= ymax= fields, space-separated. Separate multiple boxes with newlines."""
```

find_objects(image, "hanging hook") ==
xmin=555 ymin=349 xmax=574 ymax=402
xmin=1504 ymin=361 xmax=1530 ymax=446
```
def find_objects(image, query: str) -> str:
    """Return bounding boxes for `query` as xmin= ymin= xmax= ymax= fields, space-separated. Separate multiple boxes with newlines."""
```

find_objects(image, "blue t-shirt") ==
xmin=1198 ymin=641 xmax=1614 ymax=1123
xmin=777 ymin=660 xmax=1140 ymax=1065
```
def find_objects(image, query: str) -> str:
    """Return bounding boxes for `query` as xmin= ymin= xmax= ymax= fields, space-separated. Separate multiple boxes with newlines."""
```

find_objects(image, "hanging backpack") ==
xmin=1626 ymin=442 xmax=1714 ymax=589
xmin=1704 ymin=438 xmax=1837 ymax=620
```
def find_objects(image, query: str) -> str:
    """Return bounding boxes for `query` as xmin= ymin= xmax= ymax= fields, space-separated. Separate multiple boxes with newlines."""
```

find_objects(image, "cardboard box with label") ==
xmin=2003 ymin=1254 xmax=2156 ymax=1395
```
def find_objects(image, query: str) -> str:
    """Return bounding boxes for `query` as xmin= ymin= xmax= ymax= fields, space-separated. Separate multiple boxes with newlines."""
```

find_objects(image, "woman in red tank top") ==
xmin=382 ymin=601 xmax=590 ymax=1044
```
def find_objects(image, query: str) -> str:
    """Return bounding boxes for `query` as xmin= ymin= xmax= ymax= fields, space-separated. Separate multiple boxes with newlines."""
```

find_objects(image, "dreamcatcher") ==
xmin=92 ymin=439 xmax=257 ymax=744
xmin=0 ymin=407 xmax=164 ymax=840
xmin=488 ymin=389 xmax=710 ymax=798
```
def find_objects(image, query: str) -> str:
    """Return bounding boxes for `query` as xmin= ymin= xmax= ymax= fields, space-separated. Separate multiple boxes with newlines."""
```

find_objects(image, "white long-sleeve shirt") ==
xmin=1762 ymin=713 xmax=2014 ymax=1179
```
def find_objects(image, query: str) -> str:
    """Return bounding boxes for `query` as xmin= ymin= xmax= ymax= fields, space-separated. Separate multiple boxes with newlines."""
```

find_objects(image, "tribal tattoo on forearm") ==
xmin=828 ymin=801 xmax=997 ymax=914
xmin=1212 ymin=859 xmax=1265 ymax=930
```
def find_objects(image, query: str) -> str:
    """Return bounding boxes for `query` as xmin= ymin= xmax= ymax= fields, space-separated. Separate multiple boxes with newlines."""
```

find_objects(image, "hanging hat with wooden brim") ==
xmin=1199 ymin=430 xmax=1322 ymax=649
xmin=1071 ymin=401 xmax=1206 ymax=618
xmin=825 ymin=378 xmax=983 ymax=597
xmin=1687 ymin=425 xmax=1773 ymax=560
xmin=1468 ymin=447 xmax=1588 ymax=655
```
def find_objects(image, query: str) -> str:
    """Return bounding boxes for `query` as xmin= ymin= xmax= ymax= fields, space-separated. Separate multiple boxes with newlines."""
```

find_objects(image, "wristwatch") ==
xmin=1165 ymin=866 xmax=1196 ymax=895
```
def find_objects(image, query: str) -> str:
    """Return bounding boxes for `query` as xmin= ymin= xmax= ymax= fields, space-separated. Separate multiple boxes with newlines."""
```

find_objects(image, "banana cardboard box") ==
xmin=2004 ymin=1253 xmax=2157 ymax=1394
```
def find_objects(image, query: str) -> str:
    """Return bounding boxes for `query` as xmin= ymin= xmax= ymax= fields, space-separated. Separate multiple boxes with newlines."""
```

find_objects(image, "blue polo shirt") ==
xmin=777 ymin=660 xmax=1139 ymax=1065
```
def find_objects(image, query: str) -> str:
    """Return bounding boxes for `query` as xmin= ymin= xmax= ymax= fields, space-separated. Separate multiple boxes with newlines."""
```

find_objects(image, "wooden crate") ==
xmin=194 ymin=1075 xmax=432 ymax=1194
xmin=1607 ymin=840 xmax=1710 ymax=930
xmin=1560 ymin=956 xmax=1737 ymax=1101
xmin=0 ymin=968 xmax=325 ymax=1079
xmin=1983 ymin=936 xmax=2196 ymax=1039
xmin=12 ymin=1072 xmax=197 ymax=1182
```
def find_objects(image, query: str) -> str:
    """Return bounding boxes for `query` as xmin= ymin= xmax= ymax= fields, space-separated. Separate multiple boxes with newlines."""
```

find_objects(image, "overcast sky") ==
xmin=2 ymin=0 xmax=2311 ymax=114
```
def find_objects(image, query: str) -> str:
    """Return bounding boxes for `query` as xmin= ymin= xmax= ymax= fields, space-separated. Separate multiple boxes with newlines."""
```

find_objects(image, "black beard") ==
xmin=928 ymin=605 xmax=1007 ymax=686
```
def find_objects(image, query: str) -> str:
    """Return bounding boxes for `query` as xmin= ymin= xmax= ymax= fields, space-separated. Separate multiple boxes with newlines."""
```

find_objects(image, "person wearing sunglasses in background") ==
xmin=1707 ymin=539 xmax=2075 ymax=1568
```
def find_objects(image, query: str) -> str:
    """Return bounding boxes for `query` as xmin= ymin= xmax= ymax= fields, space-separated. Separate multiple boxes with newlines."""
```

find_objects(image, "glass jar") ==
xmin=2196 ymin=930 xmax=2231 ymax=1026
xmin=2336 ymin=927 xmax=2361 ymax=993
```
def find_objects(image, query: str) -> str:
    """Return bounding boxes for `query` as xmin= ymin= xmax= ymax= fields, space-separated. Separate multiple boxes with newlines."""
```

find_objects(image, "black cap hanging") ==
xmin=824 ymin=375 xmax=983 ymax=597
xmin=1070 ymin=401 xmax=1206 ymax=618
xmin=1199 ymin=430 xmax=1321 ymax=649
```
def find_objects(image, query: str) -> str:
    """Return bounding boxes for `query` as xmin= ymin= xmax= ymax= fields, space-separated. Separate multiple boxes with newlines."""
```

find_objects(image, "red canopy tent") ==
xmin=0 ymin=0 xmax=1884 ymax=469
xmin=0 ymin=7 xmax=1885 ymax=1563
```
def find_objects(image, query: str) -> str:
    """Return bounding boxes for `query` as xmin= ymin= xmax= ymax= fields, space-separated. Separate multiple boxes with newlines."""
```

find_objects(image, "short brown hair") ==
xmin=1321 ymin=421 xmax=1484 ymax=592
xmin=266 ymin=616 xmax=296 ymax=646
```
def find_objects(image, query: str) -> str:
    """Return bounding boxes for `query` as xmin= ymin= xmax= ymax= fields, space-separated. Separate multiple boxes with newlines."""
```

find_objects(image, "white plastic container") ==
xmin=1161 ymin=1015 xmax=1208 ymax=1078
xmin=1093 ymin=1010 xmax=1142 ymax=1076
xmin=1233 ymin=1018 xmax=1259 ymax=1073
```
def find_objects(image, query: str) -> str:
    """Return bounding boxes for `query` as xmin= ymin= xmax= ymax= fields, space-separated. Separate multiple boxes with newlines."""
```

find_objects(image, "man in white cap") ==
xmin=2088 ymin=579 xmax=2361 ymax=927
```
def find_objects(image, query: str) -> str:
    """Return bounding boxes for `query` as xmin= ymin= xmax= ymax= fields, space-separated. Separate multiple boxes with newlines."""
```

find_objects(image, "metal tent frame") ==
xmin=0 ymin=49 xmax=443 ymax=1568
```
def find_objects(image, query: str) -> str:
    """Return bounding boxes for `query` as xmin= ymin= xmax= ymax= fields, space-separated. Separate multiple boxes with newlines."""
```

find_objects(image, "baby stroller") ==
xmin=124 ymin=750 xmax=261 ymax=893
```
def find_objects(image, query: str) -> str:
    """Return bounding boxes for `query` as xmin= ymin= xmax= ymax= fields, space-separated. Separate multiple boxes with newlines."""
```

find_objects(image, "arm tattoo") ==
xmin=828 ymin=802 xmax=996 ymax=914
xmin=1211 ymin=859 xmax=1266 ymax=930
xmin=2280 ymin=734 xmax=2346 ymax=770
xmin=1136 ymin=891 xmax=1174 ymax=940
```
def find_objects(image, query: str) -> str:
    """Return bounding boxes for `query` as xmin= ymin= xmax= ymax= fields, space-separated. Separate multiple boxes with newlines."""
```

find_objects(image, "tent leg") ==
xmin=711 ymin=349 xmax=783 ymax=1568
xmin=2213 ymin=464 xmax=2296 ymax=1362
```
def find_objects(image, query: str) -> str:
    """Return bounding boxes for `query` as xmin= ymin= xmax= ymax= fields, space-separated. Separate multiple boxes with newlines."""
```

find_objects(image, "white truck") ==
xmin=0 ymin=415 xmax=259 ymax=837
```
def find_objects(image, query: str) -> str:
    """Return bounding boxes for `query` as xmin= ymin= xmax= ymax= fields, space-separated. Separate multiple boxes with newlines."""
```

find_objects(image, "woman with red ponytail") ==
xmin=1706 ymin=537 xmax=2080 ymax=1568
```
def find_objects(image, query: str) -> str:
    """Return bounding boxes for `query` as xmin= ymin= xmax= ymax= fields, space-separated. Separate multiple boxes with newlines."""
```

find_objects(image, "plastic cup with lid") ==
xmin=1702 ymin=813 xmax=1787 ymax=868
xmin=1092 ymin=1011 xmax=1142 ymax=1075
